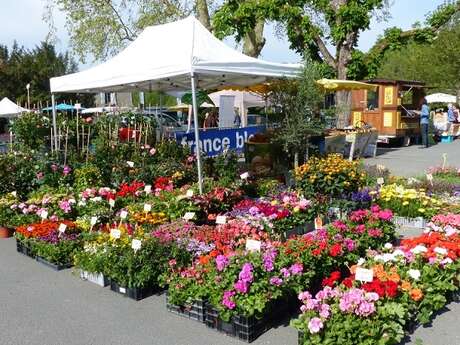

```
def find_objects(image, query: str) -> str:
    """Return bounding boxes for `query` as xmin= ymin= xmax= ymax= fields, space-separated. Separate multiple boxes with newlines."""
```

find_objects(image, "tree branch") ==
xmin=314 ymin=34 xmax=336 ymax=68
xmin=102 ymin=0 xmax=136 ymax=41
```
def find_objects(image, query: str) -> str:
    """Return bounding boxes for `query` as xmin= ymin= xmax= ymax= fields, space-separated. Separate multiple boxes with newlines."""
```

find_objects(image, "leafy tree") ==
xmin=44 ymin=0 xmax=267 ymax=60
xmin=213 ymin=0 xmax=392 ymax=128
xmin=269 ymin=60 xmax=324 ymax=168
xmin=0 ymin=41 xmax=90 ymax=107
xmin=377 ymin=24 xmax=460 ymax=96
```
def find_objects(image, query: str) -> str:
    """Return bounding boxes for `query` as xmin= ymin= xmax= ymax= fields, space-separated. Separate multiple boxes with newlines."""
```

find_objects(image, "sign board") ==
xmin=174 ymin=126 xmax=265 ymax=157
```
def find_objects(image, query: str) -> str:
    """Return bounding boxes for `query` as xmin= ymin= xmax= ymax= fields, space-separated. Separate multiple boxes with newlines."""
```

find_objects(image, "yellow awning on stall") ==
xmin=316 ymin=79 xmax=378 ymax=91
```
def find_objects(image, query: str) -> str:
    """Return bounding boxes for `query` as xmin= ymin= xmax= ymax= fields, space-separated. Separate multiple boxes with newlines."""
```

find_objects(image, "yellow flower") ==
xmin=418 ymin=208 xmax=425 ymax=213
xmin=402 ymin=201 xmax=409 ymax=206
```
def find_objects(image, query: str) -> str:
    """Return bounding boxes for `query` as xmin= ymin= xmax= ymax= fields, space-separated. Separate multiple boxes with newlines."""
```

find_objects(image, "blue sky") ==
xmin=0 ymin=0 xmax=447 ymax=66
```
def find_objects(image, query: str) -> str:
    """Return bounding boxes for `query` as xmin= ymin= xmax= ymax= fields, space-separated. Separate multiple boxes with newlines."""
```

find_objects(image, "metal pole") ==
xmin=190 ymin=72 xmax=204 ymax=194
xmin=51 ymin=94 xmax=58 ymax=152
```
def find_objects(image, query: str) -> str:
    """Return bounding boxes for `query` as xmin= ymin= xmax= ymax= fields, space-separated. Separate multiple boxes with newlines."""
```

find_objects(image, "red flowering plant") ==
xmin=192 ymin=187 xmax=243 ymax=222
xmin=15 ymin=220 xmax=81 ymax=265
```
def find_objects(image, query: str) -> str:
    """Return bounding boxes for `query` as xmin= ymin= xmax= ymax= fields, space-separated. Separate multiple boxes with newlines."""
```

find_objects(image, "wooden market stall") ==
xmin=351 ymin=79 xmax=426 ymax=144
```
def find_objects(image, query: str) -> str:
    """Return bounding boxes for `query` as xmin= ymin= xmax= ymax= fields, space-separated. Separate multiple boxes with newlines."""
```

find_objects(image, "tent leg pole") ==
xmin=51 ymin=94 xmax=58 ymax=154
xmin=191 ymin=72 xmax=203 ymax=194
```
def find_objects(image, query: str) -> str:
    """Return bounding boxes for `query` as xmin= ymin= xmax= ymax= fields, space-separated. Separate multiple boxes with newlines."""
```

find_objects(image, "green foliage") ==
xmin=204 ymin=150 xmax=239 ymax=187
xmin=73 ymin=164 xmax=103 ymax=191
xmin=377 ymin=24 xmax=460 ymax=92
xmin=11 ymin=113 xmax=51 ymax=149
xmin=34 ymin=237 xmax=82 ymax=265
xmin=0 ymin=41 xmax=87 ymax=106
xmin=269 ymin=60 xmax=325 ymax=166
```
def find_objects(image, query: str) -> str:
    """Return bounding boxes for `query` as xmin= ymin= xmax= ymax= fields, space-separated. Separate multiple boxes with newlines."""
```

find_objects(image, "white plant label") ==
xmin=144 ymin=185 xmax=152 ymax=193
xmin=314 ymin=217 xmax=323 ymax=230
xmin=186 ymin=189 xmax=194 ymax=198
xmin=126 ymin=161 xmax=134 ymax=168
xmin=131 ymin=239 xmax=142 ymax=251
xmin=216 ymin=215 xmax=227 ymax=225
xmin=240 ymin=172 xmax=249 ymax=180
xmin=377 ymin=177 xmax=384 ymax=185
xmin=183 ymin=212 xmax=196 ymax=221
xmin=119 ymin=287 xmax=126 ymax=294
xmin=110 ymin=228 xmax=121 ymax=239
xmin=58 ymin=223 xmax=67 ymax=233
xmin=355 ymin=268 xmax=374 ymax=282
xmin=109 ymin=199 xmax=115 ymax=208
xmin=120 ymin=210 xmax=128 ymax=219
xmin=90 ymin=217 xmax=98 ymax=226
xmin=426 ymin=173 xmax=433 ymax=181
xmin=11 ymin=191 xmax=17 ymax=197
xmin=246 ymin=239 xmax=261 ymax=252
xmin=41 ymin=210 xmax=48 ymax=219
xmin=143 ymin=204 xmax=152 ymax=212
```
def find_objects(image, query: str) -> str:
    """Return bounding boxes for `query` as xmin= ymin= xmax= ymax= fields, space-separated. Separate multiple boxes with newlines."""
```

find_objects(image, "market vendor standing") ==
xmin=420 ymin=99 xmax=430 ymax=148
xmin=447 ymin=104 xmax=456 ymax=123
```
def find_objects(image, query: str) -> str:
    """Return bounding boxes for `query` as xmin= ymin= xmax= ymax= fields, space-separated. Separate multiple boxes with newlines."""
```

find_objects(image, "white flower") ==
xmin=91 ymin=196 xmax=102 ymax=202
xmin=393 ymin=249 xmax=405 ymax=257
xmin=77 ymin=201 xmax=86 ymax=207
xmin=374 ymin=255 xmax=384 ymax=262
xmin=411 ymin=245 xmax=428 ymax=254
xmin=434 ymin=247 xmax=448 ymax=256
xmin=441 ymin=258 xmax=453 ymax=265
xmin=384 ymin=243 xmax=393 ymax=250
xmin=444 ymin=226 xmax=457 ymax=237
xmin=357 ymin=258 xmax=366 ymax=266
xmin=408 ymin=269 xmax=421 ymax=281
xmin=69 ymin=198 xmax=76 ymax=204
xmin=382 ymin=253 xmax=395 ymax=263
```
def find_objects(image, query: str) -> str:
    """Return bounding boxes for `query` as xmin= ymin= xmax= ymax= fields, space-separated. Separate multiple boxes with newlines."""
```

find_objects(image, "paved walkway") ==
xmin=364 ymin=140 xmax=460 ymax=177
xmin=0 ymin=238 xmax=458 ymax=345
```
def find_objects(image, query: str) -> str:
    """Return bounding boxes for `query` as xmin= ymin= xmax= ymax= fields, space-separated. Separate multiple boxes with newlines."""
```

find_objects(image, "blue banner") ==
xmin=174 ymin=126 xmax=266 ymax=156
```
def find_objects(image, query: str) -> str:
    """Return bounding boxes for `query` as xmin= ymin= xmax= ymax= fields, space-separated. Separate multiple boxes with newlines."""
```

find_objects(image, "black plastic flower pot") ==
xmin=109 ymin=280 xmax=162 ymax=301
xmin=35 ymin=256 xmax=72 ymax=271
xmin=165 ymin=293 xmax=207 ymax=323
xmin=16 ymin=239 xmax=35 ymax=259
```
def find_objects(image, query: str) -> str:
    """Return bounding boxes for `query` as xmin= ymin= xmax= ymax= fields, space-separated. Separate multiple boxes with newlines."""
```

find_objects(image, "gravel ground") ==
xmin=1 ymin=236 xmax=459 ymax=345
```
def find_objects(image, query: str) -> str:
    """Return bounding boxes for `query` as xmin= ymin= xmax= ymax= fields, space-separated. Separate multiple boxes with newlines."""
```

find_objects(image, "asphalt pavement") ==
xmin=1 ymin=236 xmax=459 ymax=345
xmin=364 ymin=140 xmax=460 ymax=177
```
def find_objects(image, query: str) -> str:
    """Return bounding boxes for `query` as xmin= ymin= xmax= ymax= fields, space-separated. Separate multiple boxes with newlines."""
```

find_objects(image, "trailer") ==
xmin=351 ymin=79 xmax=426 ymax=145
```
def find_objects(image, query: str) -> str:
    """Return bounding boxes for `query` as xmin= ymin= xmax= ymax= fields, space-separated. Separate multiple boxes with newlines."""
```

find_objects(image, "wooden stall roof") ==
xmin=361 ymin=79 xmax=426 ymax=88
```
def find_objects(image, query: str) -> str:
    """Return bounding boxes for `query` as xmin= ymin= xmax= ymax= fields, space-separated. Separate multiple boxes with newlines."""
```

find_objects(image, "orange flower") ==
xmin=350 ymin=265 xmax=358 ymax=274
xmin=410 ymin=288 xmax=424 ymax=301
xmin=401 ymin=280 xmax=411 ymax=291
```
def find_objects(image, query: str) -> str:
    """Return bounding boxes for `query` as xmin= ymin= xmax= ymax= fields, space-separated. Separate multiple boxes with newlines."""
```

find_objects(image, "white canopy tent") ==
xmin=426 ymin=93 xmax=457 ymax=104
xmin=0 ymin=97 xmax=28 ymax=118
xmin=50 ymin=16 xmax=301 ymax=193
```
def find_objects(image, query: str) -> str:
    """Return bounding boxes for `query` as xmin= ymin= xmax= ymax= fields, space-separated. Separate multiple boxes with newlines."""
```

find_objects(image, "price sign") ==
xmin=58 ymin=223 xmax=67 ymax=233
xmin=143 ymin=204 xmax=152 ymax=212
xmin=186 ymin=189 xmax=194 ymax=198
xmin=355 ymin=268 xmax=374 ymax=282
xmin=11 ymin=191 xmax=17 ymax=197
xmin=131 ymin=239 xmax=142 ymax=251
xmin=110 ymin=228 xmax=121 ymax=239
xmin=126 ymin=161 xmax=134 ymax=168
xmin=144 ymin=185 xmax=152 ymax=193
xmin=216 ymin=215 xmax=227 ymax=225
xmin=90 ymin=217 xmax=98 ymax=226
xmin=109 ymin=199 xmax=115 ymax=208
xmin=377 ymin=177 xmax=384 ymax=185
xmin=246 ymin=239 xmax=261 ymax=252
xmin=41 ymin=210 xmax=48 ymax=219
xmin=183 ymin=212 xmax=196 ymax=221
xmin=426 ymin=173 xmax=433 ymax=181
xmin=120 ymin=210 xmax=128 ymax=219
xmin=240 ymin=172 xmax=249 ymax=180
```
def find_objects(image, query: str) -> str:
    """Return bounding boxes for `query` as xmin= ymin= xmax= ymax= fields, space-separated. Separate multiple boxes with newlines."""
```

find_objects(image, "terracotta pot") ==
xmin=0 ymin=226 xmax=12 ymax=239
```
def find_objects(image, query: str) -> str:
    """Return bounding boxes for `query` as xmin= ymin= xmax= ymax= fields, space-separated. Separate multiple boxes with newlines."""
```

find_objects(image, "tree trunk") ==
xmin=196 ymin=0 xmax=211 ymax=31
xmin=242 ymin=19 xmax=266 ymax=57
xmin=335 ymin=49 xmax=352 ymax=129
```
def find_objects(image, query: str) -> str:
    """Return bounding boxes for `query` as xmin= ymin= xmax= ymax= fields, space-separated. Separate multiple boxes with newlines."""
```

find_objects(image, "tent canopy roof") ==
xmin=426 ymin=93 xmax=457 ymax=104
xmin=208 ymin=90 xmax=266 ymax=108
xmin=50 ymin=16 xmax=301 ymax=94
xmin=0 ymin=97 xmax=28 ymax=117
